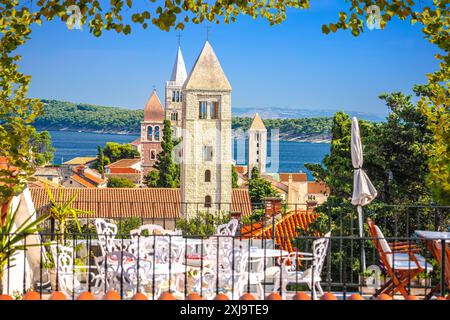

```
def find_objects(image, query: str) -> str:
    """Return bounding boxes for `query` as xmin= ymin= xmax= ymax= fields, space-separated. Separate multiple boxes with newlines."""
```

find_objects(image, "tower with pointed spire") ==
xmin=180 ymin=41 xmax=232 ymax=217
xmin=248 ymin=113 xmax=267 ymax=177
xmin=165 ymin=46 xmax=188 ymax=138
xmin=140 ymin=90 xmax=165 ymax=174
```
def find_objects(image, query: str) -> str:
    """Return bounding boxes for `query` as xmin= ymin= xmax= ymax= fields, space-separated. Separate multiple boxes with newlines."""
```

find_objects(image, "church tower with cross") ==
xmin=140 ymin=90 xmax=165 ymax=175
xmin=165 ymin=39 xmax=188 ymax=139
xmin=180 ymin=41 xmax=233 ymax=217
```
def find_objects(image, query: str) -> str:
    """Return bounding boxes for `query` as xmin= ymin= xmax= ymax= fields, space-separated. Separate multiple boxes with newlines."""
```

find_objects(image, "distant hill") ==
xmin=232 ymin=106 xmax=385 ymax=122
xmin=34 ymin=99 xmax=361 ymax=142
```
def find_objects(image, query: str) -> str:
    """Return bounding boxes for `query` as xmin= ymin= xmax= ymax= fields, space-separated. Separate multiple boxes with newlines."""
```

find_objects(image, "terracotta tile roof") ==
xmin=30 ymin=188 xmax=252 ymax=219
xmin=73 ymin=166 xmax=106 ymax=185
xmin=106 ymin=159 xmax=141 ymax=172
xmin=307 ymin=181 xmax=330 ymax=195
xmin=241 ymin=211 xmax=318 ymax=253
xmin=108 ymin=168 xmax=140 ymax=174
xmin=71 ymin=174 xmax=97 ymax=188
xmin=279 ymin=173 xmax=308 ymax=183
xmin=130 ymin=138 xmax=141 ymax=146
xmin=62 ymin=157 xmax=96 ymax=165
xmin=28 ymin=177 xmax=61 ymax=189
xmin=144 ymin=90 xmax=165 ymax=122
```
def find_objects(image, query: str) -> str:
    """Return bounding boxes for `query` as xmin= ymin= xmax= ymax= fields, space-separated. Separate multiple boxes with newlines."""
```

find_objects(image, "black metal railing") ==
xmin=1 ymin=202 xmax=449 ymax=300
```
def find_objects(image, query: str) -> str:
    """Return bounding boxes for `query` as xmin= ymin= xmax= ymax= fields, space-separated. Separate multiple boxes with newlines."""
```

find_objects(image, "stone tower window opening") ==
xmin=199 ymin=101 xmax=208 ymax=119
xmin=204 ymin=146 xmax=213 ymax=161
xmin=205 ymin=195 xmax=212 ymax=208
xmin=150 ymin=150 xmax=156 ymax=160
xmin=147 ymin=126 xmax=153 ymax=141
xmin=154 ymin=126 xmax=160 ymax=141
xmin=205 ymin=169 xmax=211 ymax=182
xmin=209 ymin=101 xmax=219 ymax=119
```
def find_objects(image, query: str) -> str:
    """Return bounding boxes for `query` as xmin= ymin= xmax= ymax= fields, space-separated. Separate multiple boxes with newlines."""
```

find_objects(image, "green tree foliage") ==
xmin=248 ymin=167 xmax=278 ymax=203
xmin=107 ymin=177 xmax=135 ymax=188
xmin=307 ymin=93 xmax=432 ymax=205
xmin=35 ymin=100 xmax=143 ymax=133
xmin=1 ymin=0 xmax=448 ymax=217
xmin=176 ymin=212 xmax=231 ymax=238
xmin=232 ymin=165 xmax=239 ymax=188
xmin=96 ymin=145 xmax=105 ymax=177
xmin=415 ymin=85 xmax=450 ymax=205
xmin=103 ymin=142 xmax=139 ymax=164
xmin=304 ymin=92 xmax=437 ymax=276
xmin=152 ymin=120 xmax=180 ymax=188
xmin=30 ymin=131 xmax=55 ymax=166
xmin=35 ymin=100 xmax=333 ymax=139
xmin=144 ymin=170 xmax=160 ymax=188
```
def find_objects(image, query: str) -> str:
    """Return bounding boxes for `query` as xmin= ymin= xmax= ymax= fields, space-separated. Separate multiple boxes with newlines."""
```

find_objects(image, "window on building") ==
xmin=199 ymin=101 xmax=208 ymax=119
xmin=210 ymin=101 xmax=219 ymax=119
xmin=147 ymin=126 xmax=153 ymax=141
xmin=154 ymin=126 xmax=160 ymax=141
xmin=150 ymin=150 xmax=156 ymax=160
xmin=180 ymin=91 xmax=183 ymax=102
xmin=256 ymin=133 xmax=260 ymax=142
xmin=171 ymin=112 xmax=178 ymax=121
xmin=204 ymin=146 xmax=213 ymax=161
xmin=205 ymin=170 xmax=211 ymax=182
xmin=205 ymin=195 xmax=212 ymax=208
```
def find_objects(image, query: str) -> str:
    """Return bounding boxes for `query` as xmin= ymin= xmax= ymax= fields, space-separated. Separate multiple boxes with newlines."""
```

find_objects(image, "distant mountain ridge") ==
xmin=232 ymin=107 xmax=385 ymax=122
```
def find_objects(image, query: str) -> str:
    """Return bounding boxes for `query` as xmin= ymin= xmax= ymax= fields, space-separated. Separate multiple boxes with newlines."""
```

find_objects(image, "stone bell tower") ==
xmin=248 ymin=113 xmax=267 ymax=178
xmin=180 ymin=41 xmax=232 ymax=217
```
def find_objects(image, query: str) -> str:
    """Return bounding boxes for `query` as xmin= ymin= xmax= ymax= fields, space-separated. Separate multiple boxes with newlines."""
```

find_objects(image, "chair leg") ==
xmin=316 ymin=282 xmax=324 ymax=296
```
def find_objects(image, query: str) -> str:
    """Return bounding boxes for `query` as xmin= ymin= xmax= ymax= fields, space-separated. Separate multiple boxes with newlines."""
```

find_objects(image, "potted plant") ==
xmin=42 ymin=243 xmax=91 ymax=291
xmin=0 ymin=203 xmax=49 ymax=294
xmin=45 ymin=186 xmax=92 ymax=243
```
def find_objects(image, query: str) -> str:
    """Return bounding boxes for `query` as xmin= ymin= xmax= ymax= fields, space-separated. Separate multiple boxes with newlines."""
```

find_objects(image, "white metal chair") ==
xmin=94 ymin=218 xmax=119 ymax=256
xmin=215 ymin=219 xmax=239 ymax=236
xmin=50 ymin=243 xmax=101 ymax=297
xmin=273 ymin=231 xmax=331 ymax=300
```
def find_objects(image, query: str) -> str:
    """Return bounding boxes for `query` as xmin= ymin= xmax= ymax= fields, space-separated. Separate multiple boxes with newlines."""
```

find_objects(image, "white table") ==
xmin=415 ymin=230 xmax=450 ymax=241
xmin=249 ymin=248 xmax=290 ymax=260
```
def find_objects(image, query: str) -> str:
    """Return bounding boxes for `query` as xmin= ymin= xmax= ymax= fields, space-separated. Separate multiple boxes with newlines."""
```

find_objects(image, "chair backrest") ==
xmin=367 ymin=218 xmax=393 ymax=269
xmin=154 ymin=237 xmax=185 ymax=264
xmin=433 ymin=240 xmax=450 ymax=289
xmin=95 ymin=218 xmax=118 ymax=256
xmin=312 ymin=231 xmax=331 ymax=276
xmin=50 ymin=243 xmax=80 ymax=295
xmin=216 ymin=219 xmax=239 ymax=236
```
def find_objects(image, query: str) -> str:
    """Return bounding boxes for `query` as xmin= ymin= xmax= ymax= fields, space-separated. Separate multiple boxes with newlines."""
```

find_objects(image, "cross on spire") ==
xmin=205 ymin=25 xmax=211 ymax=41
xmin=176 ymin=31 xmax=182 ymax=46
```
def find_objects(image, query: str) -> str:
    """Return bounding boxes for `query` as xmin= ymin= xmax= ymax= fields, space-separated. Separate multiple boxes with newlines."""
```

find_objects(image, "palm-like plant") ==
xmin=0 ymin=203 xmax=49 ymax=294
xmin=45 ymin=186 xmax=91 ymax=243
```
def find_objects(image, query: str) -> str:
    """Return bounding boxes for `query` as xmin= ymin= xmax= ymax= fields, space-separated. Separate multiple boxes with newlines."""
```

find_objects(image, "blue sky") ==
xmin=19 ymin=1 xmax=438 ymax=116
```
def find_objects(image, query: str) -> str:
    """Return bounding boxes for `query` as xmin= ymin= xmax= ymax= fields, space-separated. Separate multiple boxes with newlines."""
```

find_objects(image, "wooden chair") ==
xmin=367 ymin=218 xmax=430 ymax=298
xmin=425 ymin=240 xmax=450 ymax=299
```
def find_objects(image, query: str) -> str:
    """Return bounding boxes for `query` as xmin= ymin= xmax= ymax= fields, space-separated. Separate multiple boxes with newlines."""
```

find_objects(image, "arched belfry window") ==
xmin=205 ymin=195 xmax=212 ymax=208
xmin=154 ymin=126 xmax=160 ymax=141
xmin=205 ymin=170 xmax=211 ymax=182
xmin=147 ymin=126 xmax=153 ymax=141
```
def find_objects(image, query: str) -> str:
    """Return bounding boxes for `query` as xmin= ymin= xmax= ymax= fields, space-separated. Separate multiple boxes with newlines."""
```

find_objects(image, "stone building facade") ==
xmin=180 ymin=41 xmax=233 ymax=217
